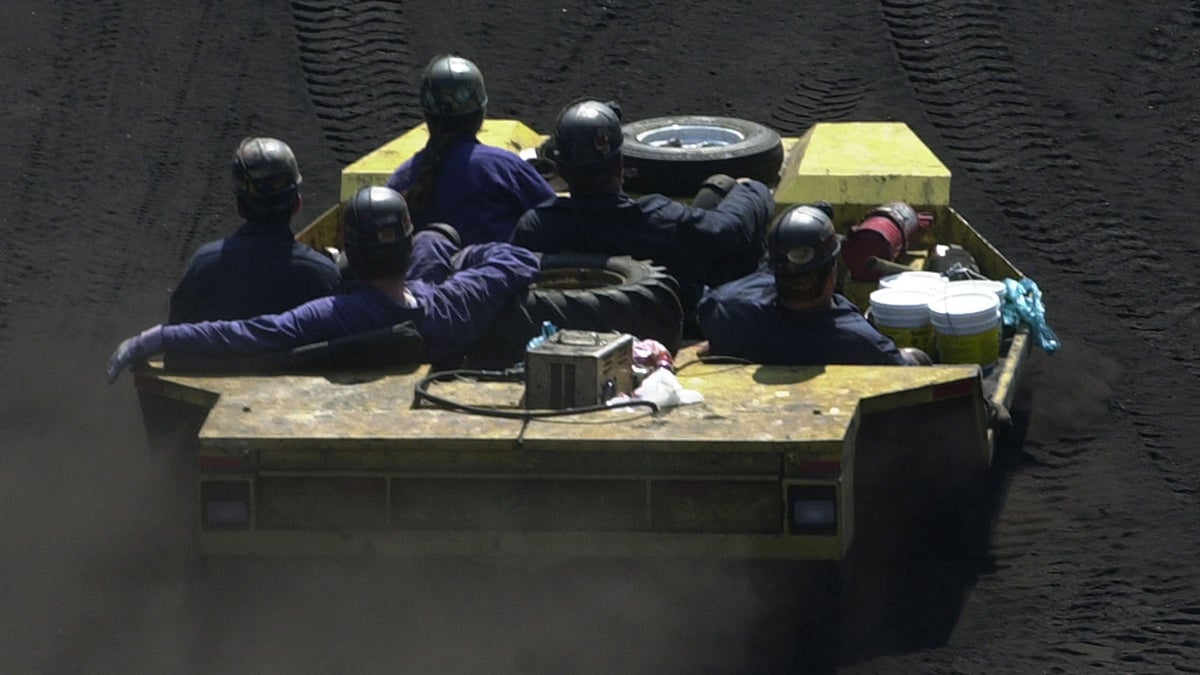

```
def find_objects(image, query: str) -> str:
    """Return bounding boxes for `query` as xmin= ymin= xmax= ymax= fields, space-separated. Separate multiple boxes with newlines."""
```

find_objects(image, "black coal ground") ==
xmin=2 ymin=1 xmax=1197 ymax=672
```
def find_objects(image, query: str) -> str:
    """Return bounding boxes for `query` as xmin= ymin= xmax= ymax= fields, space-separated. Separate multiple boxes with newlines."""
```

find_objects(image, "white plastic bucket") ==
xmin=878 ymin=271 xmax=947 ymax=294
xmin=945 ymin=279 xmax=1006 ymax=302
xmin=927 ymin=292 xmax=1001 ymax=368
xmin=869 ymin=287 xmax=935 ymax=353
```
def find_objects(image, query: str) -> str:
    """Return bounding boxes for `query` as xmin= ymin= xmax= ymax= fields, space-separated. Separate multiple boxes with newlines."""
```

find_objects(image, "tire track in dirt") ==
xmin=486 ymin=0 xmax=675 ymax=124
xmin=9 ymin=6 xmax=292 ymax=669
xmin=288 ymin=0 xmax=837 ymax=152
xmin=874 ymin=0 xmax=1200 ymax=671
xmin=6 ymin=0 xmax=130 ymax=324
xmin=1109 ymin=5 xmax=1200 ymax=356
xmin=882 ymin=1 xmax=1200 ymax=383
xmin=1097 ymin=6 xmax=1200 ymax=506
xmin=292 ymin=0 xmax=420 ymax=164
xmin=771 ymin=76 xmax=867 ymax=134
xmin=5 ymin=0 xmax=247 ymax=322
xmin=287 ymin=0 xmax=717 ymax=160
xmin=970 ymin=433 xmax=1200 ymax=672
xmin=522 ymin=1 xmax=630 ymax=90
xmin=96 ymin=0 xmax=233 ymax=294
xmin=537 ymin=0 xmax=670 ymax=121
xmin=287 ymin=0 xmax=624 ymax=159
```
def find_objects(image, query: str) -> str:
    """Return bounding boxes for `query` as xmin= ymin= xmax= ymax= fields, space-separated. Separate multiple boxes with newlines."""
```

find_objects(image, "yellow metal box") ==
xmin=774 ymin=122 xmax=951 ymax=227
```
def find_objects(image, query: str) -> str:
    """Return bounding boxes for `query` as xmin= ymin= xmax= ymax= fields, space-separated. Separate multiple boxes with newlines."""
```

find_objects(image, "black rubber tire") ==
xmin=467 ymin=253 xmax=684 ymax=367
xmin=621 ymin=115 xmax=784 ymax=197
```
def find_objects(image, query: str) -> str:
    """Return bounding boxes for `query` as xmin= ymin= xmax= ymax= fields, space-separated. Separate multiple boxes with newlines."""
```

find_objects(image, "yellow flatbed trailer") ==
xmin=133 ymin=120 xmax=1031 ymax=566
xmin=140 ymin=347 xmax=1001 ymax=559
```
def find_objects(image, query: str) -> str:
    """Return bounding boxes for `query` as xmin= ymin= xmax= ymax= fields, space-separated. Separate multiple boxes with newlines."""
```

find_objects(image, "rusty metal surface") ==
xmin=142 ymin=349 xmax=981 ymax=454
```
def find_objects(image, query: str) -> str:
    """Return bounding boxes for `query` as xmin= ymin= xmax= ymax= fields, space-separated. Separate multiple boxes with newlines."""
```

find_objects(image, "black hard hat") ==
xmin=342 ymin=186 xmax=414 ymax=250
xmin=550 ymin=99 xmax=624 ymax=168
xmin=231 ymin=137 xmax=301 ymax=207
xmin=767 ymin=202 xmax=842 ymax=275
xmin=419 ymin=54 xmax=488 ymax=117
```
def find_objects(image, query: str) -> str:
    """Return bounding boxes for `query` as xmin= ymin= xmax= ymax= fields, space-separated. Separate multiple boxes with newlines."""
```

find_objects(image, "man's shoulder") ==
xmin=636 ymin=193 xmax=713 ymax=227
xmin=181 ymin=236 xmax=230 ymax=268
xmin=387 ymin=154 xmax=419 ymax=189
xmin=634 ymin=192 xmax=681 ymax=210
xmin=475 ymin=145 xmax=553 ymax=188
xmin=698 ymin=273 xmax=774 ymax=325
xmin=529 ymin=193 xmax=574 ymax=210
xmin=517 ymin=195 xmax=570 ymax=224
xmin=470 ymin=143 xmax=529 ymax=167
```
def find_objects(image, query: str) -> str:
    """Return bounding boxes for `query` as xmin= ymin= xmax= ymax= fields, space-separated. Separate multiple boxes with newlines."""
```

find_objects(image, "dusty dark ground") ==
xmin=2 ymin=0 xmax=1198 ymax=672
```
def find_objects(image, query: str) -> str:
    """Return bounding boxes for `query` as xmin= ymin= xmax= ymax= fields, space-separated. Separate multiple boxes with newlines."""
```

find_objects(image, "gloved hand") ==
xmin=106 ymin=325 xmax=164 ymax=384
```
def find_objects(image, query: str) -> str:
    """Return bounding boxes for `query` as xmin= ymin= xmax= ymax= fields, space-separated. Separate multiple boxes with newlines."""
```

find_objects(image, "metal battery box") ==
xmin=524 ymin=330 xmax=635 ymax=409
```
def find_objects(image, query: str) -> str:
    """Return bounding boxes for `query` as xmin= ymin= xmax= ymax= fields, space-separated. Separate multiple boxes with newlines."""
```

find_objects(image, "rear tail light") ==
xmin=199 ymin=454 xmax=244 ymax=472
xmin=787 ymin=484 xmax=838 ymax=536
xmin=201 ymin=480 xmax=250 ymax=529
xmin=795 ymin=459 xmax=841 ymax=480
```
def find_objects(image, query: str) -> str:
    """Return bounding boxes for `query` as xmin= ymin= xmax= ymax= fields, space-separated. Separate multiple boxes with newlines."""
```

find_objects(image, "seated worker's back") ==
xmin=699 ymin=273 xmax=905 ymax=365
xmin=107 ymin=186 xmax=541 ymax=384
xmin=386 ymin=54 xmax=556 ymax=245
xmin=169 ymin=137 xmax=340 ymax=324
xmin=698 ymin=203 xmax=908 ymax=366
xmin=510 ymin=99 xmax=773 ymax=329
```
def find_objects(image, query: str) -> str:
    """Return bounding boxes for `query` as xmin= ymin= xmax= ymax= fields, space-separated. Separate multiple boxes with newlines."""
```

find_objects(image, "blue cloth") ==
xmin=697 ymin=271 xmax=906 ymax=366
xmin=509 ymin=181 xmax=773 ymax=314
xmin=160 ymin=237 xmax=539 ymax=367
xmin=168 ymin=220 xmax=341 ymax=324
xmin=386 ymin=138 xmax=556 ymax=245
xmin=1001 ymin=277 xmax=1060 ymax=353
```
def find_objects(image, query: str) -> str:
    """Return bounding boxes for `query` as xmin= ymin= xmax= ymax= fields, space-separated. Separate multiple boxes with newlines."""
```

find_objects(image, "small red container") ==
xmin=841 ymin=203 xmax=931 ymax=281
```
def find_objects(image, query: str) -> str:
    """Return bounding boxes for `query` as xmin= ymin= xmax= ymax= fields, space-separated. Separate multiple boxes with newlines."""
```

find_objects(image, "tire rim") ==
xmin=633 ymin=123 xmax=747 ymax=149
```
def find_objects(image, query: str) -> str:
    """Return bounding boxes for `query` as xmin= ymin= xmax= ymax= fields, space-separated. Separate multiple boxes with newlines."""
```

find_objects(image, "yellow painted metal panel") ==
xmin=294 ymin=202 xmax=341 ymax=251
xmin=774 ymin=122 xmax=951 ymax=216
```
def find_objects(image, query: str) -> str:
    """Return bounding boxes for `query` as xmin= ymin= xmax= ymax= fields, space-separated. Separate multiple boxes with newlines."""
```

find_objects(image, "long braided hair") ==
xmin=405 ymin=112 xmax=484 ymax=215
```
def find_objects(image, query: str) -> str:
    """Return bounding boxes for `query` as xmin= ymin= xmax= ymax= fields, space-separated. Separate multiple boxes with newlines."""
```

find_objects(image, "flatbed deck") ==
xmin=146 ymin=350 xmax=986 ymax=450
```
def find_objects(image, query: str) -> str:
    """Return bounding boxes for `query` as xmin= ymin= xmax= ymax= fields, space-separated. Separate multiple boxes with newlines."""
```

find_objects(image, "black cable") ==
xmin=412 ymin=368 xmax=659 ymax=419
xmin=687 ymin=354 xmax=755 ymax=367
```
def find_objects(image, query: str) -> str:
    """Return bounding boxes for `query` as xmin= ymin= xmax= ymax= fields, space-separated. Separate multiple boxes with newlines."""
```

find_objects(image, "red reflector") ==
xmin=932 ymin=379 xmax=974 ymax=400
xmin=797 ymin=460 xmax=841 ymax=477
xmin=199 ymin=455 xmax=243 ymax=471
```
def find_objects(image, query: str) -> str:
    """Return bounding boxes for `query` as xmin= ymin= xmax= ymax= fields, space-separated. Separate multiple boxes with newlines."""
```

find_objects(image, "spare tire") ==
xmin=621 ymin=115 xmax=784 ymax=197
xmin=467 ymin=254 xmax=684 ymax=367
